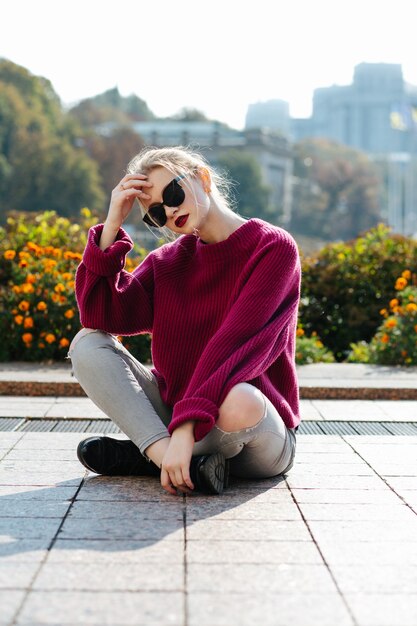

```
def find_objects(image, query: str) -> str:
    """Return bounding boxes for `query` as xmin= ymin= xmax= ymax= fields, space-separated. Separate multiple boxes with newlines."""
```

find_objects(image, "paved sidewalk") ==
xmin=1 ymin=430 xmax=417 ymax=626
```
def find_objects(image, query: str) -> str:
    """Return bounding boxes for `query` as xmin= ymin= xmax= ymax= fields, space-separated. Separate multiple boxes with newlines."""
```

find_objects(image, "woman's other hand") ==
xmin=160 ymin=422 xmax=195 ymax=495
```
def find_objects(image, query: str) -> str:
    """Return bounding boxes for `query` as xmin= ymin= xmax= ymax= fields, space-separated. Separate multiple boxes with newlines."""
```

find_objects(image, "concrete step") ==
xmin=1 ymin=362 xmax=417 ymax=399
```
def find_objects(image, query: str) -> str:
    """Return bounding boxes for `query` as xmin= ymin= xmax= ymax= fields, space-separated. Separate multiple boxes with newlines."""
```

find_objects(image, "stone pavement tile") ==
xmin=0 ymin=433 xmax=25 ymax=448
xmin=187 ymin=563 xmax=337 ymax=594
xmin=16 ymin=590 xmax=183 ymax=625
xmin=0 ymin=460 xmax=82 ymax=473
xmin=318 ymin=539 xmax=417 ymax=565
xmin=49 ymin=538 xmax=184 ymax=563
xmin=186 ymin=540 xmax=323 ymax=564
xmin=0 ymin=485 xmax=78 ymax=500
xmin=0 ymin=560 xmax=40 ymax=588
xmin=295 ymin=452 xmax=365 ymax=464
xmin=68 ymin=500 xmax=183 ymax=520
xmin=0 ymin=539 xmax=49 ymax=563
xmin=291 ymin=463 xmax=375 ymax=476
xmin=187 ymin=592 xmax=354 ymax=626
xmin=186 ymin=501 xmax=302 ymax=521
xmin=311 ymin=400 xmax=388 ymax=421
xmin=0 ymin=471 xmax=83 ymax=486
xmin=366 ymin=463 xmax=417 ymax=476
xmin=0 ymin=590 xmax=26 ymax=624
xmin=286 ymin=475 xmax=387 ymax=489
xmin=12 ymin=436 xmax=86 ymax=451
xmin=344 ymin=435 xmax=417 ymax=445
xmin=308 ymin=520 xmax=417 ymax=543
xmin=345 ymin=593 xmax=417 ymax=626
xmin=0 ymin=500 xmax=70 ymax=518
xmin=33 ymin=562 xmax=184 ymax=591
xmin=0 ymin=517 xmax=62 ymax=539
xmin=375 ymin=400 xmax=417 ymax=421
xmin=291 ymin=488 xmax=402 ymax=504
xmin=298 ymin=503 xmax=414 ymax=521
xmin=188 ymin=489 xmax=294 ymax=505
xmin=59 ymin=516 xmax=183 ymax=541
xmin=296 ymin=440 xmax=352 ymax=452
xmin=299 ymin=400 xmax=323 ymax=420
xmin=6 ymin=448 xmax=79 ymax=461
xmin=384 ymin=476 xmax=417 ymax=491
xmin=330 ymin=563 xmax=417 ymax=593
xmin=77 ymin=476 xmax=175 ymax=502
xmin=186 ymin=519 xmax=311 ymax=541
xmin=45 ymin=400 xmax=106 ymax=419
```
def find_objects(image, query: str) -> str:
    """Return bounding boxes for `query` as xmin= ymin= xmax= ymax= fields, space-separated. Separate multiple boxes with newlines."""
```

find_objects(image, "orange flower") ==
xmin=18 ymin=251 xmax=30 ymax=259
xmin=401 ymin=350 xmax=408 ymax=357
xmin=12 ymin=285 xmax=21 ymax=294
xmin=19 ymin=259 xmax=28 ymax=268
xmin=51 ymin=293 xmax=60 ymax=303
xmin=64 ymin=309 xmax=75 ymax=319
xmin=385 ymin=318 xmax=397 ymax=328
xmin=296 ymin=328 xmax=305 ymax=337
xmin=38 ymin=342 xmax=45 ymax=349
xmin=22 ymin=333 xmax=33 ymax=344
xmin=26 ymin=242 xmax=40 ymax=253
xmin=23 ymin=317 xmax=34 ymax=329
xmin=45 ymin=333 xmax=56 ymax=344
xmin=14 ymin=315 xmax=24 ymax=325
xmin=61 ymin=272 xmax=73 ymax=281
xmin=54 ymin=283 xmax=65 ymax=293
xmin=37 ymin=301 xmax=47 ymax=311
xmin=66 ymin=280 xmax=75 ymax=290
xmin=26 ymin=274 xmax=37 ymax=284
xmin=414 ymin=325 xmax=417 ymax=333
xmin=381 ymin=334 xmax=390 ymax=343
xmin=59 ymin=338 xmax=70 ymax=348
xmin=389 ymin=299 xmax=399 ymax=309
xmin=21 ymin=283 xmax=35 ymax=294
xmin=3 ymin=250 xmax=16 ymax=260
xmin=44 ymin=246 xmax=55 ymax=256
xmin=405 ymin=303 xmax=417 ymax=313
xmin=395 ymin=277 xmax=407 ymax=290
xmin=402 ymin=270 xmax=412 ymax=280
xmin=18 ymin=300 xmax=30 ymax=312
xmin=379 ymin=308 xmax=388 ymax=317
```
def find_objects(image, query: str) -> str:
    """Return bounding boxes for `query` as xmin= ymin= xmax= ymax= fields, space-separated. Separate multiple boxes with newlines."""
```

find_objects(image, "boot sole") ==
xmin=199 ymin=452 xmax=229 ymax=495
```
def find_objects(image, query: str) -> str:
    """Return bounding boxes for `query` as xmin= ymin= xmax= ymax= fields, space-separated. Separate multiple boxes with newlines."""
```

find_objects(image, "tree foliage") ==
xmin=0 ymin=59 xmax=105 ymax=219
xmin=216 ymin=150 xmax=273 ymax=221
xmin=291 ymin=138 xmax=382 ymax=241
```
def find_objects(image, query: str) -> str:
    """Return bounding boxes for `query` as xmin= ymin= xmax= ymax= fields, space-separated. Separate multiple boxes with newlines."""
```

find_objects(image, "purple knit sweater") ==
xmin=75 ymin=218 xmax=302 ymax=441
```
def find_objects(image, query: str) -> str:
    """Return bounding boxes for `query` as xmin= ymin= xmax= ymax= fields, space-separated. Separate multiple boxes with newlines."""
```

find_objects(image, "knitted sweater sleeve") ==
xmin=75 ymin=224 xmax=154 ymax=335
xmin=168 ymin=236 xmax=301 ymax=440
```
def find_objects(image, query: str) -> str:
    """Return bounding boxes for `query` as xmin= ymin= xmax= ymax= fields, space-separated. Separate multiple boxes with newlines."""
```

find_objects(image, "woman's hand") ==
xmin=160 ymin=422 xmax=195 ymax=496
xmin=99 ymin=174 xmax=153 ymax=250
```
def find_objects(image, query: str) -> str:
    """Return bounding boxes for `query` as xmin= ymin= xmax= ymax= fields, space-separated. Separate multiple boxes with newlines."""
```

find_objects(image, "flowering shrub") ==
xmin=347 ymin=270 xmax=417 ymax=365
xmin=295 ymin=326 xmax=335 ymax=364
xmin=0 ymin=210 xmax=151 ymax=362
xmin=299 ymin=223 xmax=417 ymax=360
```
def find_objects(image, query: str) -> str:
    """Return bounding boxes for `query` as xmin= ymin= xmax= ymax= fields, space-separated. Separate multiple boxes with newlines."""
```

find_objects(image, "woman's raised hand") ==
xmin=99 ymin=174 xmax=154 ymax=250
xmin=106 ymin=173 xmax=153 ymax=231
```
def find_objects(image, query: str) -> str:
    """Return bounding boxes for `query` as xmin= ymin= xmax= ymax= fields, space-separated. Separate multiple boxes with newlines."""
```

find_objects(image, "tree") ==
xmin=291 ymin=138 xmax=382 ymax=240
xmin=0 ymin=59 xmax=105 ymax=218
xmin=69 ymin=87 xmax=155 ymax=127
xmin=216 ymin=150 xmax=272 ymax=221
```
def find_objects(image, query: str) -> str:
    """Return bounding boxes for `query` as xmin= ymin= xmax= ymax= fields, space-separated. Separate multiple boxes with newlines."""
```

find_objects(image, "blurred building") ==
xmin=245 ymin=99 xmax=291 ymax=136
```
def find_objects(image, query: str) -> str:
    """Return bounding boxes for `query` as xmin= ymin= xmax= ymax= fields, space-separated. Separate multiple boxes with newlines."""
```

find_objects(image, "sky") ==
xmin=1 ymin=0 xmax=417 ymax=130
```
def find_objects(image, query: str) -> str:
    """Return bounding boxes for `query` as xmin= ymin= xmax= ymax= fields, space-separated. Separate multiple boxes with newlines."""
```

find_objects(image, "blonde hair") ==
xmin=127 ymin=145 xmax=237 ymax=243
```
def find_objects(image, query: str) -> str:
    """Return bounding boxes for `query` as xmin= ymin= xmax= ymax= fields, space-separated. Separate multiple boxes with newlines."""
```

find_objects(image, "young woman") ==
xmin=69 ymin=146 xmax=301 ymax=496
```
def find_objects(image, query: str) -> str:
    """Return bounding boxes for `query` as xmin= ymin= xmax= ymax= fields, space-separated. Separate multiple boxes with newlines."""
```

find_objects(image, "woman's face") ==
xmin=140 ymin=166 xmax=210 ymax=233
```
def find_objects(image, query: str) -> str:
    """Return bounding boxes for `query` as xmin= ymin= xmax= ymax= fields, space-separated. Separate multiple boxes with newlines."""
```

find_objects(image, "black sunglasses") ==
xmin=142 ymin=174 xmax=186 ymax=228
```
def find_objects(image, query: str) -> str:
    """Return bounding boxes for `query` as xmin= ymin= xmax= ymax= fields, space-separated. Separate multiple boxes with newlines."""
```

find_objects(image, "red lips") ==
xmin=175 ymin=214 xmax=189 ymax=227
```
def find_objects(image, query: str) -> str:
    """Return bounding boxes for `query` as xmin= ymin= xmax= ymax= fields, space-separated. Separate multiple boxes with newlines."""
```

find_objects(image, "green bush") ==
xmin=0 ymin=210 xmax=151 ymax=363
xmin=299 ymin=223 xmax=417 ymax=361
xmin=295 ymin=327 xmax=335 ymax=364
xmin=347 ymin=270 xmax=417 ymax=365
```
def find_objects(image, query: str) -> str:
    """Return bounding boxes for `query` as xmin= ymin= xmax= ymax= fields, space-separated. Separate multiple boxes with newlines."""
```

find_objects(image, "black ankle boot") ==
xmin=76 ymin=436 xmax=160 ymax=477
xmin=189 ymin=452 xmax=229 ymax=495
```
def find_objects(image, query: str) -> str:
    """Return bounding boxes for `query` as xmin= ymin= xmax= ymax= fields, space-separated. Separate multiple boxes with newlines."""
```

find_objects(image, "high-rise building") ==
xmin=245 ymin=99 xmax=290 ymax=136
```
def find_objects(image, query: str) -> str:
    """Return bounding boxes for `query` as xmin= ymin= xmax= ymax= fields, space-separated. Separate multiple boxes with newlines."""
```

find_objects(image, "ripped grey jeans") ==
xmin=68 ymin=329 xmax=296 ymax=479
